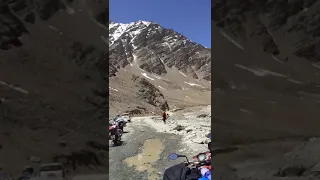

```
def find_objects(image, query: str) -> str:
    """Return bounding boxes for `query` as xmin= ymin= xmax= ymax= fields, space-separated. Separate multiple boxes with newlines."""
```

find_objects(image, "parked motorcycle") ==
xmin=109 ymin=124 xmax=122 ymax=146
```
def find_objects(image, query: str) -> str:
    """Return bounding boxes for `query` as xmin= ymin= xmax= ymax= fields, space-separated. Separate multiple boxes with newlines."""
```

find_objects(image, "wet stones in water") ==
xmin=173 ymin=125 xmax=185 ymax=131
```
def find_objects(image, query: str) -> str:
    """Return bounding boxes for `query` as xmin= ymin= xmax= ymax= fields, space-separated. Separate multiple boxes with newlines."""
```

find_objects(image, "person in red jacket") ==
xmin=162 ymin=111 xmax=167 ymax=124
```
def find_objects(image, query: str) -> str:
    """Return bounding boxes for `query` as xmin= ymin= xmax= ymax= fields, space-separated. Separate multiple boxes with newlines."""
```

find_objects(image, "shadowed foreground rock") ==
xmin=0 ymin=0 xmax=108 ymax=175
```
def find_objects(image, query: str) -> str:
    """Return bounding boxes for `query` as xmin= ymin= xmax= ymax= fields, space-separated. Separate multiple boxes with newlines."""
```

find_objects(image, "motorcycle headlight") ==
xmin=197 ymin=153 xmax=207 ymax=162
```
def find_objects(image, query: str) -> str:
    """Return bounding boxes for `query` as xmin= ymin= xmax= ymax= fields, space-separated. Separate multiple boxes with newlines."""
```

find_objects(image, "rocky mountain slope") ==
xmin=211 ymin=0 xmax=320 ymax=179
xmin=108 ymin=20 xmax=211 ymax=115
xmin=0 ymin=0 xmax=108 ymax=175
xmin=211 ymin=0 xmax=320 ymax=143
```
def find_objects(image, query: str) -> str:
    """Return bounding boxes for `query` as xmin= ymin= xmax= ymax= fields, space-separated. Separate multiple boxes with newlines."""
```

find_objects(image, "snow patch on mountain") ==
xmin=184 ymin=82 xmax=205 ymax=88
xmin=109 ymin=87 xmax=118 ymax=92
xmin=235 ymin=64 xmax=287 ymax=77
xmin=101 ymin=36 xmax=108 ymax=44
xmin=312 ymin=62 xmax=320 ymax=69
xmin=272 ymin=55 xmax=286 ymax=65
xmin=109 ymin=20 xmax=152 ymax=46
xmin=220 ymin=30 xmax=244 ymax=50
xmin=132 ymin=54 xmax=138 ymax=66
xmin=152 ymin=74 xmax=162 ymax=80
xmin=158 ymin=86 xmax=166 ymax=90
xmin=141 ymin=73 xmax=155 ymax=81
xmin=179 ymin=71 xmax=187 ymax=77
xmin=0 ymin=80 xmax=29 ymax=94
xmin=109 ymin=23 xmax=130 ymax=45
xmin=288 ymin=79 xmax=304 ymax=84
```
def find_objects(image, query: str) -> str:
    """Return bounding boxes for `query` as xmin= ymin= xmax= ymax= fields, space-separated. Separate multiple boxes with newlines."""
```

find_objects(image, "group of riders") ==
xmin=109 ymin=112 xmax=212 ymax=180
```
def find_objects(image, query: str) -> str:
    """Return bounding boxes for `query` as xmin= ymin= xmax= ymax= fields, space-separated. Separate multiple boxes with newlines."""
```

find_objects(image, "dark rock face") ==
xmin=24 ymin=12 xmax=36 ymax=24
xmin=0 ymin=5 xmax=28 ymax=50
xmin=0 ymin=0 xmax=75 ymax=51
xmin=109 ymin=21 xmax=211 ymax=80
xmin=131 ymin=75 xmax=169 ymax=111
xmin=95 ymin=9 xmax=108 ymax=26
xmin=68 ymin=42 xmax=108 ymax=70
xmin=52 ymin=149 xmax=106 ymax=168
xmin=0 ymin=0 xmax=109 ymax=173
xmin=212 ymin=0 xmax=320 ymax=63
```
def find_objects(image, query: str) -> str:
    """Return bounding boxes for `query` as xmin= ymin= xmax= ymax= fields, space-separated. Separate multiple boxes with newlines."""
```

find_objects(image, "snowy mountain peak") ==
xmin=109 ymin=20 xmax=156 ymax=45
xmin=109 ymin=20 xmax=211 ymax=81
xmin=136 ymin=20 xmax=152 ymax=26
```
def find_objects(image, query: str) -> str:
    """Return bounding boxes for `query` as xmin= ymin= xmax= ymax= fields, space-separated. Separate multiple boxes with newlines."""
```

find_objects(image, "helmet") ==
xmin=207 ymin=132 xmax=211 ymax=139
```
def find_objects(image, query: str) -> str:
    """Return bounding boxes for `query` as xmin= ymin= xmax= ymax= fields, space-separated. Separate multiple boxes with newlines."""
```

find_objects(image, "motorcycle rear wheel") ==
xmin=113 ymin=139 xmax=121 ymax=146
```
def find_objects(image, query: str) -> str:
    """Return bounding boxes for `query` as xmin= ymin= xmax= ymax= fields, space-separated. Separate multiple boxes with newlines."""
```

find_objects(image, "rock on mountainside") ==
xmin=131 ymin=75 xmax=169 ymax=111
xmin=108 ymin=20 xmax=211 ymax=115
xmin=0 ymin=0 xmax=108 ymax=175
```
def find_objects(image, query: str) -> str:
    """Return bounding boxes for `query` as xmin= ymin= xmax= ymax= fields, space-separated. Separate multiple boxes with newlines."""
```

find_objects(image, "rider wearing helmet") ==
xmin=114 ymin=114 xmax=126 ymax=131
xmin=163 ymin=163 xmax=188 ymax=180
xmin=115 ymin=115 xmax=124 ymax=123
xmin=163 ymin=163 xmax=201 ymax=180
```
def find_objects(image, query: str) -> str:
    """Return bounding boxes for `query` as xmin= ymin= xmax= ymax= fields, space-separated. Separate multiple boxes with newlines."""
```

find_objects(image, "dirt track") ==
xmin=109 ymin=117 xmax=191 ymax=180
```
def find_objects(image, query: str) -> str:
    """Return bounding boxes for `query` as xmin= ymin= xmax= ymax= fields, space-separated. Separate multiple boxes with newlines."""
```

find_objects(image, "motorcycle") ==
xmin=109 ymin=123 xmax=122 ymax=146
xmin=168 ymin=151 xmax=211 ymax=180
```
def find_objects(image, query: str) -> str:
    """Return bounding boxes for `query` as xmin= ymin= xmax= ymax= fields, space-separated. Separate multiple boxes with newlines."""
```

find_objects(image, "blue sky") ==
xmin=109 ymin=0 xmax=211 ymax=48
